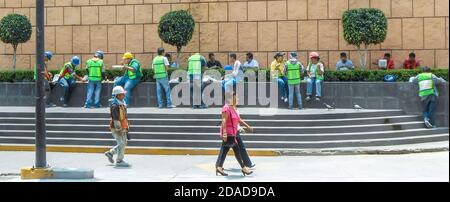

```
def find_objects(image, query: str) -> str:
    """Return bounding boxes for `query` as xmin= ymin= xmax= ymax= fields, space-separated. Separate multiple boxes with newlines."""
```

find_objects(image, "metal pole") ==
xmin=35 ymin=0 xmax=46 ymax=168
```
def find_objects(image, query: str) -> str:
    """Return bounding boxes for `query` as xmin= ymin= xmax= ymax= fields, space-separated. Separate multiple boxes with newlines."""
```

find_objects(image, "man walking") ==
xmin=105 ymin=86 xmax=131 ymax=167
xmin=84 ymin=51 xmax=105 ymax=108
xmin=114 ymin=52 xmax=142 ymax=106
xmin=409 ymin=67 xmax=447 ymax=128
xmin=152 ymin=47 xmax=176 ymax=109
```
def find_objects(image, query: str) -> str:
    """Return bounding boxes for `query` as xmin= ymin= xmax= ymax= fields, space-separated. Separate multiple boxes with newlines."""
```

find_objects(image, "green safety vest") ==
xmin=152 ymin=56 xmax=167 ymax=79
xmin=188 ymin=54 xmax=202 ymax=75
xmin=307 ymin=62 xmax=324 ymax=81
xmin=286 ymin=62 xmax=301 ymax=85
xmin=126 ymin=59 xmax=142 ymax=80
xmin=59 ymin=62 xmax=75 ymax=80
xmin=417 ymin=73 xmax=435 ymax=97
xmin=86 ymin=58 xmax=103 ymax=81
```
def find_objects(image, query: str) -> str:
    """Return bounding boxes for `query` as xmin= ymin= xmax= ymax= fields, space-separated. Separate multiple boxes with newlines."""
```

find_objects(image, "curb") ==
xmin=1 ymin=145 xmax=448 ymax=156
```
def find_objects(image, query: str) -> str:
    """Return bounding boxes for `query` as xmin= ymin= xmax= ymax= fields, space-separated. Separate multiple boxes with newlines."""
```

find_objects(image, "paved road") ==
xmin=0 ymin=151 xmax=448 ymax=182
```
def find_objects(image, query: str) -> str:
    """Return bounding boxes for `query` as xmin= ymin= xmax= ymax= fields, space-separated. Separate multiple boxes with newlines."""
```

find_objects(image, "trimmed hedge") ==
xmin=0 ymin=68 xmax=448 ymax=82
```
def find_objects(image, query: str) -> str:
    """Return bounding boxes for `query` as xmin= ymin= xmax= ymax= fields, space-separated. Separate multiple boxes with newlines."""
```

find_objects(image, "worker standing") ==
xmin=114 ymin=52 xmax=142 ymax=106
xmin=84 ymin=51 xmax=105 ymax=108
xmin=58 ymin=56 xmax=84 ymax=107
xmin=187 ymin=53 xmax=207 ymax=109
xmin=34 ymin=51 xmax=56 ymax=108
xmin=152 ymin=47 xmax=176 ymax=109
xmin=105 ymin=86 xmax=130 ymax=167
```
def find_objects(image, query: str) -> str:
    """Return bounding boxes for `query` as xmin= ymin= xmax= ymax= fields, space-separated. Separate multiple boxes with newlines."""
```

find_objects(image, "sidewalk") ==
xmin=0 ymin=151 xmax=448 ymax=182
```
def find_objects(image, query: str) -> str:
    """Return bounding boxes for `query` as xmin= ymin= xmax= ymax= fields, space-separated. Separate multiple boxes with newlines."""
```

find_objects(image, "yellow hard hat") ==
xmin=122 ymin=52 xmax=133 ymax=59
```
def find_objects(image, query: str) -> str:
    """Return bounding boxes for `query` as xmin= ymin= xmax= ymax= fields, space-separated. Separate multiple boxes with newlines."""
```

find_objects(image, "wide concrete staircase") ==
xmin=0 ymin=108 xmax=448 ymax=155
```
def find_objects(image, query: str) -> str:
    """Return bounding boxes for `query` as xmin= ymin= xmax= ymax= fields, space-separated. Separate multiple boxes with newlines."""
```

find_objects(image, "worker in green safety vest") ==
xmin=187 ymin=53 xmax=207 ymax=109
xmin=34 ymin=51 xmax=56 ymax=107
xmin=305 ymin=52 xmax=325 ymax=102
xmin=409 ymin=67 xmax=447 ymax=128
xmin=284 ymin=52 xmax=305 ymax=110
xmin=114 ymin=52 xmax=142 ymax=106
xmin=153 ymin=47 xmax=176 ymax=109
xmin=58 ymin=56 xmax=84 ymax=107
xmin=84 ymin=50 xmax=106 ymax=108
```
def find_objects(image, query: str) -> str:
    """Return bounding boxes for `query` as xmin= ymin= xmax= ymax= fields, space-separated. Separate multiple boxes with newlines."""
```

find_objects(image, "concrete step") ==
xmin=0 ymin=115 xmax=423 ymax=126
xmin=0 ymin=128 xmax=447 ymax=141
xmin=0 ymin=121 xmax=429 ymax=133
xmin=0 ymin=134 xmax=447 ymax=149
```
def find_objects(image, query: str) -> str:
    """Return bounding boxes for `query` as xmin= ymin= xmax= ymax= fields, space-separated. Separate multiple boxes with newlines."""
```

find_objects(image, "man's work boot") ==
xmin=105 ymin=152 xmax=114 ymax=164
xmin=115 ymin=160 xmax=130 ymax=167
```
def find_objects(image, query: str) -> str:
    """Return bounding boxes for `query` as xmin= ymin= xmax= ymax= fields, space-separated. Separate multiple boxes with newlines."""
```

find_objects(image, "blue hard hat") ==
xmin=384 ymin=74 xmax=396 ymax=82
xmin=290 ymin=52 xmax=298 ymax=58
xmin=44 ymin=51 xmax=53 ymax=60
xmin=95 ymin=50 xmax=104 ymax=59
xmin=71 ymin=56 xmax=80 ymax=66
xmin=224 ymin=65 xmax=233 ymax=71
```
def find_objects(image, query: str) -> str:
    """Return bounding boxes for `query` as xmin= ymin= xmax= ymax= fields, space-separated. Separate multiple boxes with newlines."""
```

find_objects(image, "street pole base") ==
xmin=21 ymin=167 xmax=53 ymax=179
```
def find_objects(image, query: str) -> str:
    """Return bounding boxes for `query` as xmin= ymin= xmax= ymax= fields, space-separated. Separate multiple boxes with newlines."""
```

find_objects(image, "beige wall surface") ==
xmin=0 ymin=0 xmax=448 ymax=70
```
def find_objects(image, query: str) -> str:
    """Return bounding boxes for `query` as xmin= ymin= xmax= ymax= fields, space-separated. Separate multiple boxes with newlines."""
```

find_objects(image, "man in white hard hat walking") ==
xmin=105 ymin=86 xmax=131 ymax=167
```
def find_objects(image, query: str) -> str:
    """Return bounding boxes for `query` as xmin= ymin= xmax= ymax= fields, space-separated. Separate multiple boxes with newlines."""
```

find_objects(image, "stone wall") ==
xmin=0 ymin=81 xmax=448 ymax=126
xmin=0 ymin=0 xmax=448 ymax=70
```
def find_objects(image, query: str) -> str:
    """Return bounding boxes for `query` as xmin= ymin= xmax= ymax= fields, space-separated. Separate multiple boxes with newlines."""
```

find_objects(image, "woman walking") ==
xmin=216 ymin=92 xmax=254 ymax=176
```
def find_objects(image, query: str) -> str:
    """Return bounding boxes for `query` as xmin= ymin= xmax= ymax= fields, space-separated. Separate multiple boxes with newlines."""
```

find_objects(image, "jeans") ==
xmin=215 ymin=140 xmax=245 ymax=168
xmin=156 ymin=77 xmax=172 ymax=108
xmin=58 ymin=78 xmax=76 ymax=104
xmin=189 ymin=74 xmax=205 ymax=107
xmin=422 ymin=95 xmax=437 ymax=126
xmin=85 ymin=80 xmax=102 ymax=107
xmin=109 ymin=129 xmax=128 ymax=162
xmin=276 ymin=76 xmax=288 ymax=98
xmin=288 ymin=84 xmax=302 ymax=109
xmin=114 ymin=76 xmax=139 ymax=105
xmin=236 ymin=133 xmax=253 ymax=167
xmin=306 ymin=77 xmax=322 ymax=97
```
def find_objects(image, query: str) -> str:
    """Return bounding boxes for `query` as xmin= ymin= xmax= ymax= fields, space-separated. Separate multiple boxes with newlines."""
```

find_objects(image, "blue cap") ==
xmin=44 ymin=51 xmax=53 ymax=60
xmin=95 ymin=50 xmax=104 ymax=59
xmin=71 ymin=56 xmax=80 ymax=66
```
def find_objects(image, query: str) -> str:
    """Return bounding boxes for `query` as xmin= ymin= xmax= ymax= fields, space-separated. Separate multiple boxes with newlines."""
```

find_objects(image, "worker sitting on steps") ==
xmin=105 ymin=86 xmax=131 ymax=167
xmin=114 ymin=52 xmax=142 ymax=106
xmin=152 ymin=47 xmax=176 ymax=109
xmin=58 ymin=56 xmax=84 ymax=107
xmin=409 ymin=67 xmax=447 ymax=128
xmin=84 ymin=50 xmax=106 ymax=109
xmin=34 ymin=51 xmax=56 ymax=108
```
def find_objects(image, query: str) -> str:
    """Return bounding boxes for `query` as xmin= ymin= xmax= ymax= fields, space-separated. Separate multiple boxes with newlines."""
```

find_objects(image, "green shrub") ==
xmin=0 ymin=69 xmax=448 ymax=82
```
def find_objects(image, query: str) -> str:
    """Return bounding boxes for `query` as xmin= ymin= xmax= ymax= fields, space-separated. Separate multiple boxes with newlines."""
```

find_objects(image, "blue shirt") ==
xmin=336 ymin=60 xmax=354 ymax=71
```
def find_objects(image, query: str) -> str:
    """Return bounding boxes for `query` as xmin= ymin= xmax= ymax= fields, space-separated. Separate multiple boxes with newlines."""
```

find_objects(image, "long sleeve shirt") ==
xmin=410 ymin=73 xmax=447 ymax=99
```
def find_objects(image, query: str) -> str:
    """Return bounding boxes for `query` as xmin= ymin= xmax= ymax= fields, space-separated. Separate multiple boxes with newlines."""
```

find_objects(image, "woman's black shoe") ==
xmin=216 ymin=167 xmax=228 ymax=176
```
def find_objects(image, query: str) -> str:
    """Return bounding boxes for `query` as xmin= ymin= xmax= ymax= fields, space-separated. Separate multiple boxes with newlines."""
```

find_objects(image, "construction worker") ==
xmin=58 ymin=56 xmax=84 ymax=107
xmin=105 ymin=86 xmax=130 ymax=167
xmin=409 ymin=67 xmax=447 ymax=128
xmin=271 ymin=52 xmax=288 ymax=103
xmin=305 ymin=52 xmax=325 ymax=101
xmin=34 ymin=51 xmax=56 ymax=108
xmin=188 ymin=53 xmax=207 ymax=109
xmin=152 ymin=47 xmax=176 ymax=109
xmin=114 ymin=52 xmax=142 ymax=106
xmin=284 ymin=52 xmax=304 ymax=110
xmin=84 ymin=51 xmax=105 ymax=108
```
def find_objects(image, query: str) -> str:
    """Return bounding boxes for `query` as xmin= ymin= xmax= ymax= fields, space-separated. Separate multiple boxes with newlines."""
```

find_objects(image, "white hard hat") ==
xmin=112 ymin=86 xmax=127 ymax=95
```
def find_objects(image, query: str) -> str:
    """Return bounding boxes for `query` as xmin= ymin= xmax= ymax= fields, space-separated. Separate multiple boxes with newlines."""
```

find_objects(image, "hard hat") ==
xmin=95 ymin=50 xmax=104 ymax=59
xmin=112 ymin=86 xmax=127 ymax=95
xmin=309 ymin=52 xmax=320 ymax=59
xmin=44 ymin=51 xmax=53 ymax=60
xmin=122 ymin=52 xmax=134 ymax=59
xmin=290 ymin=51 xmax=298 ymax=58
xmin=71 ymin=56 xmax=80 ymax=66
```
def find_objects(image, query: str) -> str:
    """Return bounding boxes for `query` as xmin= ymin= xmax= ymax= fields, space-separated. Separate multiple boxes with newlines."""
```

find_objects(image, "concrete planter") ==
xmin=0 ymin=81 xmax=448 ymax=126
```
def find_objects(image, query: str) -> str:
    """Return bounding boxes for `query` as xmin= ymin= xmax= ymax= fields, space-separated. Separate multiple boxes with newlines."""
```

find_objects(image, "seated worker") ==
xmin=207 ymin=53 xmax=223 ymax=69
xmin=58 ymin=56 xmax=84 ymax=107
xmin=403 ymin=52 xmax=421 ymax=70
xmin=373 ymin=53 xmax=395 ymax=70
xmin=336 ymin=52 xmax=355 ymax=71
xmin=242 ymin=52 xmax=259 ymax=71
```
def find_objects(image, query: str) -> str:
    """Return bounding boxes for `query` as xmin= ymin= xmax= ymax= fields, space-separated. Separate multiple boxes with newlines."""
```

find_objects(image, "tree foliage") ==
xmin=158 ymin=10 xmax=195 ymax=54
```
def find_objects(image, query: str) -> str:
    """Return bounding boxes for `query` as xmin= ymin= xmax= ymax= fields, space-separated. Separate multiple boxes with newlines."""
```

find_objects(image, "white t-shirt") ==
xmin=152 ymin=56 xmax=170 ymax=69
xmin=309 ymin=63 xmax=324 ymax=78
xmin=232 ymin=60 xmax=241 ymax=77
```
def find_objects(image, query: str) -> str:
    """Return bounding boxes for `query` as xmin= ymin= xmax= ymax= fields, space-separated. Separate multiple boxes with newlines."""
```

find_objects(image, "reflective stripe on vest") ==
xmin=417 ymin=73 xmax=435 ymax=97
xmin=87 ymin=58 xmax=103 ymax=81
xmin=153 ymin=56 xmax=167 ymax=79
xmin=188 ymin=54 xmax=202 ymax=75
xmin=308 ymin=62 xmax=324 ymax=80
xmin=286 ymin=62 xmax=301 ymax=85
xmin=126 ymin=59 xmax=142 ymax=80
xmin=59 ymin=62 xmax=74 ymax=80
